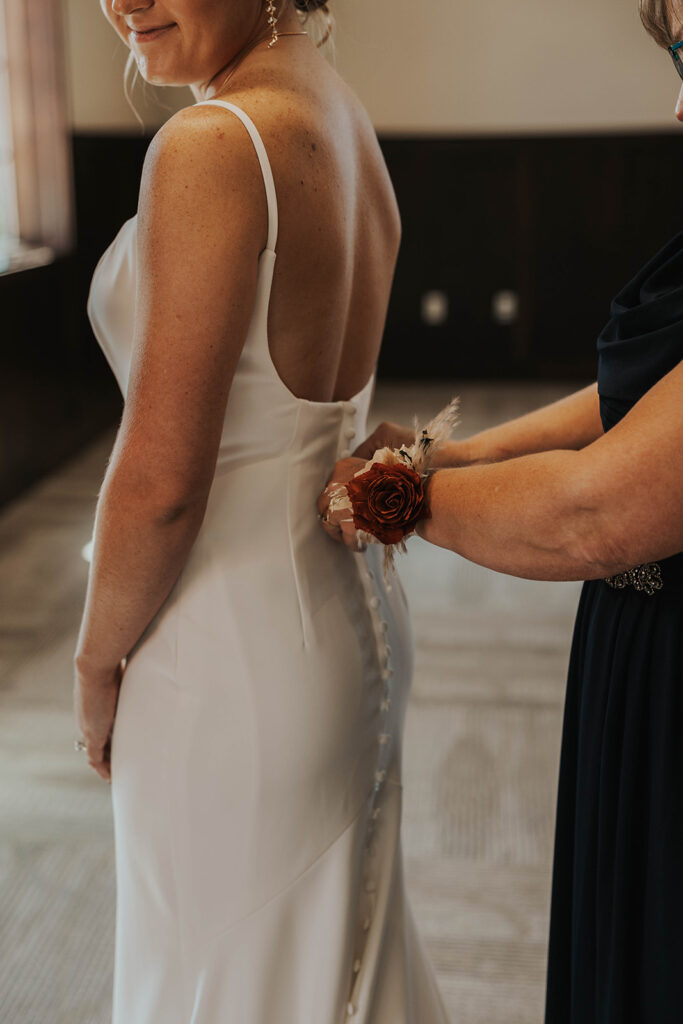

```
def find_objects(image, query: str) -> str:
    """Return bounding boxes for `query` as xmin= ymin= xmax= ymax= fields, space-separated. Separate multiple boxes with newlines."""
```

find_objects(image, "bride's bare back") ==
xmin=197 ymin=52 xmax=400 ymax=404
xmin=120 ymin=31 xmax=399 ymax=505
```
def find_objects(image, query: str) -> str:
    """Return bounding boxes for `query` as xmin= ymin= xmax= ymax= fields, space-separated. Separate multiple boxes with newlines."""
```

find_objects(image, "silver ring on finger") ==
xmin=74 ymin=738 xmax=87 ymax=753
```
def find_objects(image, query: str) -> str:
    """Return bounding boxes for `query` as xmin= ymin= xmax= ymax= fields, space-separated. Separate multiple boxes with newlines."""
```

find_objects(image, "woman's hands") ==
xmin=317 ymin=457 xmax=371 ymax=551
xmin=73 ymin=658 xmax=124 ymax=781
xmin=352 ymin=420 xmax=473 ymax=468
xmin=351 ymin=420 xmax=415 ymax=461
xmin=318 ymin=422 xmax=475 ymax=550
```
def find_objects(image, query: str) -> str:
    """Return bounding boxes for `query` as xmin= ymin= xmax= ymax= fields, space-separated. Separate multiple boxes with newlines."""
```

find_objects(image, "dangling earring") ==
xmin=266 ymin=0 xmax=279 ymax=48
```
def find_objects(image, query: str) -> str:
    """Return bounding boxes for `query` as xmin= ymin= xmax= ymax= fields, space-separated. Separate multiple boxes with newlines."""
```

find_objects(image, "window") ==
xmin=0 ymin=0 xmax=74 ymax=274
xmin=0 ymin=0 xmax=19 ymax=267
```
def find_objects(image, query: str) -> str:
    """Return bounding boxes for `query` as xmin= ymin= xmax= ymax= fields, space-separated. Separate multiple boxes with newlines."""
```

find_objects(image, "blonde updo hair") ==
xmin=293 ymin=0 xmax=334 ymax=48
xmin=124 ymin=0 xmax=334 ymax=126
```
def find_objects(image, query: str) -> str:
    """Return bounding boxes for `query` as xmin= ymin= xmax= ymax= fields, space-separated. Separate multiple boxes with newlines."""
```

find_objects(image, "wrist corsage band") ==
xmin=328 ymin=398 xmax=459 ymax=578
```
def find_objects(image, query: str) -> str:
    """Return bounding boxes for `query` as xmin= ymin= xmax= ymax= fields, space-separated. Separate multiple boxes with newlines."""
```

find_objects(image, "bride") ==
xmin=73 ymin=0 xmax=449 ymax=1021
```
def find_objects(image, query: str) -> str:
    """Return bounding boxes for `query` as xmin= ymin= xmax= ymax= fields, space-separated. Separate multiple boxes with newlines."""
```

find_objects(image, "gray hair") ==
xmin=639 ymin=0 xmax=681 ymax=47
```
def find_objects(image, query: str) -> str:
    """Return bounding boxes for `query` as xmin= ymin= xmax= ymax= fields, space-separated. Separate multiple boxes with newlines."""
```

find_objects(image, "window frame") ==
xmin=0 ymin=0 xmax=74 ymax=276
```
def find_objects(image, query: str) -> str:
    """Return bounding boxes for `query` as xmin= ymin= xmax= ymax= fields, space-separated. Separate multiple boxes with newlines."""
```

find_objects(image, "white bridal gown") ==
xmin=87 ymin=99 xmax=449 ymax=1024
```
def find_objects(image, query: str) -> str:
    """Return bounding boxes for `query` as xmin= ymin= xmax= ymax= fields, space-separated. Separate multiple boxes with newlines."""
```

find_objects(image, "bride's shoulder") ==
xmin=145 ymin=86 xmax=312 ymax=181
xmin=145 ymin=92 xmax=269 ymax=167
xmin=135 ymin=94 xmax=273 ymax=248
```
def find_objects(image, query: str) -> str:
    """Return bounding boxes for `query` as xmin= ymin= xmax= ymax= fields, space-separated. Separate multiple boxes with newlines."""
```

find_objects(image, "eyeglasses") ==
xmin=669 ymin=40 xmax=683 ymax=82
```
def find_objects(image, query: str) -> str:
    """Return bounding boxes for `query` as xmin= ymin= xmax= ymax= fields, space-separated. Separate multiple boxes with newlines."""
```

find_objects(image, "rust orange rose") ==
xmin=346 ymin=462 xmax=430 ymax=544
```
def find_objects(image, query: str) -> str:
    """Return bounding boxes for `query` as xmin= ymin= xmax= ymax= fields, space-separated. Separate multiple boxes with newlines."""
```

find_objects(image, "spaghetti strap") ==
xmin=195 ymin=99 xmax=279 ymax=253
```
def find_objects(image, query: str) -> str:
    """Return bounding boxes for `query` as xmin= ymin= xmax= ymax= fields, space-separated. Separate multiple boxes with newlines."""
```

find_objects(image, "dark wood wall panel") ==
xmin=2 ymin=129 xmax=683 ymax=507
xmin=0 ymin=135 xmax=148 ymax=508
xmin=381 ymin=139 xmax=524 ymax=378
xmin=379 ymin=132 xmax=683 ymax=380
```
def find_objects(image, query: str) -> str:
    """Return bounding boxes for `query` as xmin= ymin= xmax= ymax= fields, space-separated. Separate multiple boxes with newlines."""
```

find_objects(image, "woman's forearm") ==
xmin=433 ymin=382 xmax=602 ymax=468
xmin=417 ymin=449 xmax=625 ymax=582
xmin=75 ymin=470 xmax=206 ymax=674
xmin=417 ymin=362 xmax=683 ymax=581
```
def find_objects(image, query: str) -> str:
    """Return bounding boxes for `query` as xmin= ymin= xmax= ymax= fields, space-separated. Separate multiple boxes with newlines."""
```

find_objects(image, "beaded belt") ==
xmin=604 ymin=562 xmax=663 ymax=596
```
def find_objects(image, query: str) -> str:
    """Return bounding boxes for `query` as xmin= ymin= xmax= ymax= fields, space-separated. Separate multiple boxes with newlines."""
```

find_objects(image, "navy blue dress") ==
xmin=544 ymin=233 xmax=683 ymax=1024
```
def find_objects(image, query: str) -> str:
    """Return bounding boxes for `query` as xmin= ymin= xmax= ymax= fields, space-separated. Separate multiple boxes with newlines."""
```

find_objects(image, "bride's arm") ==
xmin=417 ymin=362 xmax=683 ymax=581
xmin=74 ymin=107 xmax=267 ymax=683
xmin=354 ymin=382 xmax=602 ymax=467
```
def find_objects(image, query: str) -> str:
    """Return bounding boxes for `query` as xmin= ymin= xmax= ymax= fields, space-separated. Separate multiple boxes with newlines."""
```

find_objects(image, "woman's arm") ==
xmin=75 ymin=104 xmax=268 ymax=681
xmin=418 ymin=361 xmax=683 ymax=581
xmin=353 ymin=382 xmax=603 ymax=467
xmin=435 ymin=381 xmax=602 ymax=467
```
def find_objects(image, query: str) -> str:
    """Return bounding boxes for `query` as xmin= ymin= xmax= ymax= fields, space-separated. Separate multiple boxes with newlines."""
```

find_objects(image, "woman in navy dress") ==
xmin=321 ymin=3 xmax=683 ymax=1020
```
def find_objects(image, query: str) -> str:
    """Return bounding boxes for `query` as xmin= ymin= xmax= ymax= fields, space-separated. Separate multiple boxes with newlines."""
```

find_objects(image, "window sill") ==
xmin=0 ymin=240 xmax=56 ymax=277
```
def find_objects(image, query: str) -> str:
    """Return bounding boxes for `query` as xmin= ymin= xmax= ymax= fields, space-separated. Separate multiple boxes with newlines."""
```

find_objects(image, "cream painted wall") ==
xmin=63 ymin=0 xmax=680 ymax=133
xmin=333 ymin=0 xmax=679 ymax=133
xmin=62 ymin=0 xmax=189 ymax=130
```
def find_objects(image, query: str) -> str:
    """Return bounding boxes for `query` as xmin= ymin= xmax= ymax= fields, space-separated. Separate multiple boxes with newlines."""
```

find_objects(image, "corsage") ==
xmin=327 ymin=398 xmax=459 ymax=578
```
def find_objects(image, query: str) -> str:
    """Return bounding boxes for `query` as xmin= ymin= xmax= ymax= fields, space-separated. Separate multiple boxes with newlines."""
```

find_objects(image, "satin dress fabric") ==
xmin=87 ymin=99 xmax=449 ymax=1024
xmin=544 ymin=232 xmax=683 ymax=1024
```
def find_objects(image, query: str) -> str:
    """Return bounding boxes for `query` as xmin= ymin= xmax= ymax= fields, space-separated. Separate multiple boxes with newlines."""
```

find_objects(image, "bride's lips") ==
xmin=129 ymin=23 xmax=176 ymax=44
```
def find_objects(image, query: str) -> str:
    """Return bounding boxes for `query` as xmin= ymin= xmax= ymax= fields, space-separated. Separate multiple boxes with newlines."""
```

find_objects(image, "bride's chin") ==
xmin=130 ymin=62 xmax=185 ymax=88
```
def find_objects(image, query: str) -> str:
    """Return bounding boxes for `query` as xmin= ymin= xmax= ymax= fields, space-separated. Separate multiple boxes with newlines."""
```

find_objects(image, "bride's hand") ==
xmin=73 ymin=658 xmax=124 ymax=781
xmin=317 ymin=456 xmax=370 ymax=551
xmin=351 ymin=421 xmax=414 ymax=461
